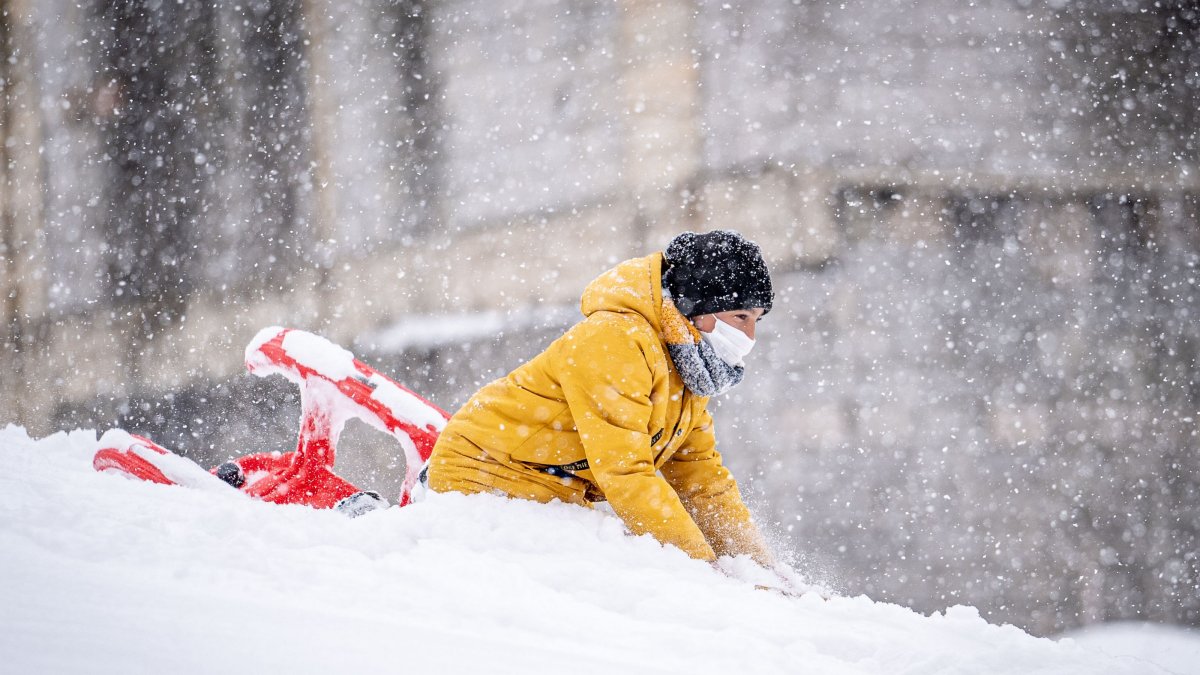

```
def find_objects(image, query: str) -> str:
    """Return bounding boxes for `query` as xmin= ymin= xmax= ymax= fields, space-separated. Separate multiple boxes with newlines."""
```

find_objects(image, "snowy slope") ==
xmin=1062 ymin=622 xmax=1200 ymax=674
xmin=0 ymin=425 xmax=1185 ymax=675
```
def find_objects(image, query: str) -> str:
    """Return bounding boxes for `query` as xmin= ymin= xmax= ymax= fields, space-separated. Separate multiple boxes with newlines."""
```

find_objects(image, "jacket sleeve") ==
xmin=660 ymin=407 xmax=775 ymax=567
xmin=553 ymin=319 xmax=718 ymax=561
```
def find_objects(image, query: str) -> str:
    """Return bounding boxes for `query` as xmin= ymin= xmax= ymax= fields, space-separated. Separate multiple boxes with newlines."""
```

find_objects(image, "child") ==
xmin=427 ymin=230 xmax=776 ymax=566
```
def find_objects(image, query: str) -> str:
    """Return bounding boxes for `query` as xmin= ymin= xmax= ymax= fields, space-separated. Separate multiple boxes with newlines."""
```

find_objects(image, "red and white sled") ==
xmin=93 ymin=326 xmax=450 ymax=510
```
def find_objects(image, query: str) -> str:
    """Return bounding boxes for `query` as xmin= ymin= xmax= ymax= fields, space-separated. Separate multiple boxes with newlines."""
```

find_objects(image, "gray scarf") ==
xmin=660 ymin=288 xmax=745 ymax=397
xmin=666 ymin=339 xmax=745 ymax=397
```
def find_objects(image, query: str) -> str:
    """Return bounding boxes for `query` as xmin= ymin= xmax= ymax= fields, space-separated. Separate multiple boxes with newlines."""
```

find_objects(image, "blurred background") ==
xmin=1 ymin=0 xmax=1197 ymax=637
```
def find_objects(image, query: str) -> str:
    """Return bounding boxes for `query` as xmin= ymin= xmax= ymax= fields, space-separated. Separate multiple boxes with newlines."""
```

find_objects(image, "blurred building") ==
xmin=1 ymin=0 xmax=1197 ymax=635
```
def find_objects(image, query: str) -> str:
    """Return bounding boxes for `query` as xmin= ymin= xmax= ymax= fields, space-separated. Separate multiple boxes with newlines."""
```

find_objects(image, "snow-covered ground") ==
xmin=1 ymin=425 xmax=1196 ymax=674
xmin=1059 ymin=622 xmax=1200 ymax=674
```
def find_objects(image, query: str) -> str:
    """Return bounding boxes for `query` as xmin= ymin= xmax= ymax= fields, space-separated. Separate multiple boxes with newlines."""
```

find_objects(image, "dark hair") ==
xmin=662 ymin=230 xmax=774 ymax=317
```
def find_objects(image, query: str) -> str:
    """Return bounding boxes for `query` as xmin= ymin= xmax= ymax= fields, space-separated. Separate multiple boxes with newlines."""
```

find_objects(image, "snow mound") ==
xmin=1059 ymin=622 xmax=1200 ymax=674
xmin=0 ymin=425 xmax=1175 ymax=674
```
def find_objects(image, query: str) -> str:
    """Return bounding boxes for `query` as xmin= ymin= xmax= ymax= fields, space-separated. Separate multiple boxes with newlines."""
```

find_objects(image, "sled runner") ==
xmin=93 ymin=430 xmax=236 ymax=491
xmin=93 ymin=326 xmax=450 ymax=511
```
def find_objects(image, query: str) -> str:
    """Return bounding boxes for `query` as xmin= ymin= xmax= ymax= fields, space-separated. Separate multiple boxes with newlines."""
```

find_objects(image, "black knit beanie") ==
xmin=661 ymin=230 xmax=774 ymax=317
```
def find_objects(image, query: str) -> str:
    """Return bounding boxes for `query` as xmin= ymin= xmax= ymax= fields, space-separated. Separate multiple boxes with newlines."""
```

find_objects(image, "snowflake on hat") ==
xmin=661 ymin=230 xmax=774 ymax=318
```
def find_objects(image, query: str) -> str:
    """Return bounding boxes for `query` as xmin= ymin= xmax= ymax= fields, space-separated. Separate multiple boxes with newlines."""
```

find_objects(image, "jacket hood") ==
xmin=580 ymin=254 xmax=665 ymax=334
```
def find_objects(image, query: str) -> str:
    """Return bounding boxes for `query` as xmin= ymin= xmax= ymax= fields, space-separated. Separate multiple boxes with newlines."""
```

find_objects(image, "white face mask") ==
xmin=699 ymin=317 xmax=755 ymax=367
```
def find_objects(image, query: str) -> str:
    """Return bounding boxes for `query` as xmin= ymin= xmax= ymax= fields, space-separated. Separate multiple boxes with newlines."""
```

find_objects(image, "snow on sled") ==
xmin=93 ymin=326 xmax=451 ymax=513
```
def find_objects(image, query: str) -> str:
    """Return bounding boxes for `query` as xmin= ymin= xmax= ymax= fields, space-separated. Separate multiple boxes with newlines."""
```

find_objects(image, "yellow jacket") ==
xmin=426 ymin=253 xmax=771 ymax=564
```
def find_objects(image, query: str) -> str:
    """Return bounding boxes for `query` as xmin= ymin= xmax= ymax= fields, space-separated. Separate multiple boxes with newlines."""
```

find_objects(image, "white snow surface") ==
xmin=1060 ymin=622 xmax=1200 ymax=674
xmin=0 ymin=425 xmax=1189 ymax=674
